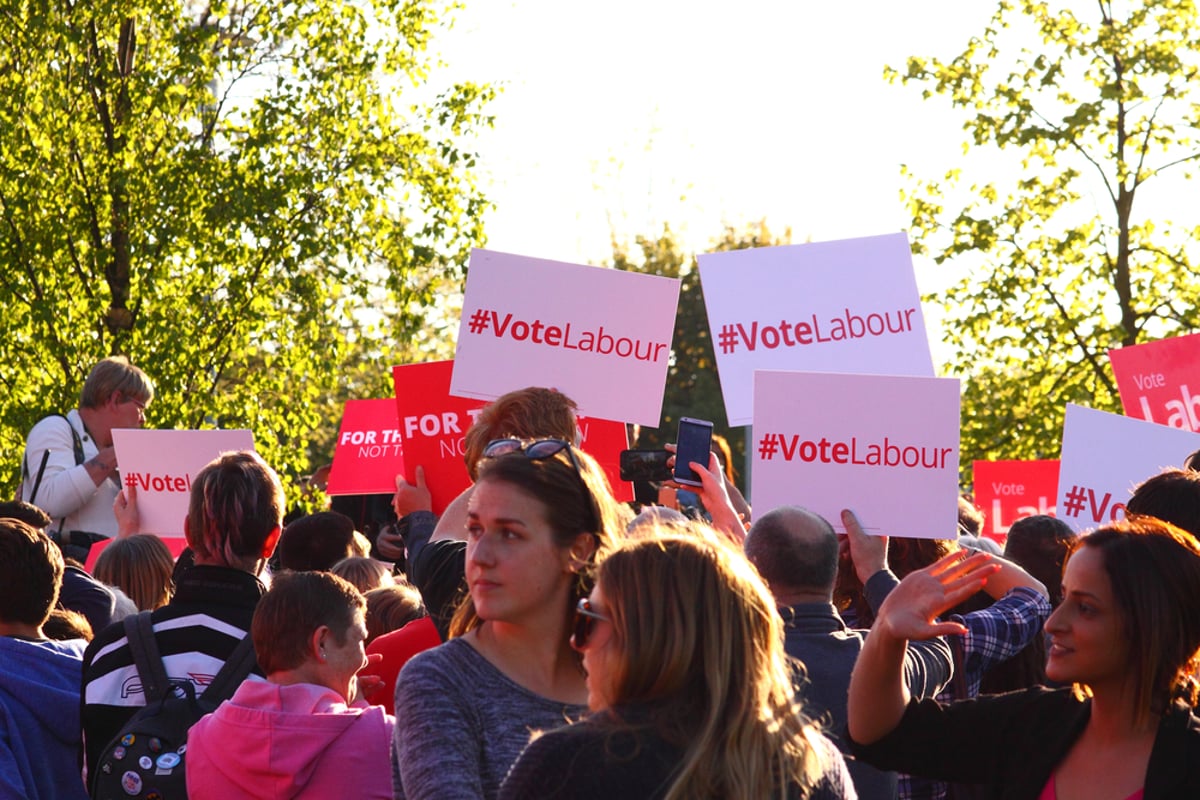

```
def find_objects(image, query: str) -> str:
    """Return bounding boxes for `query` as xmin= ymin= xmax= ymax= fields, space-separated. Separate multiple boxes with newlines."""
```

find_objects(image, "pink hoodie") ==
xmin=186 ymin=680 xmax=393 ymax=799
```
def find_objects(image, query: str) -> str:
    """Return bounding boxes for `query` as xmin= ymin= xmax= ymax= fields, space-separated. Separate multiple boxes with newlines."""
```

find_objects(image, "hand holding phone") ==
xmin=672 ymin=417 xmax=714 ymax=487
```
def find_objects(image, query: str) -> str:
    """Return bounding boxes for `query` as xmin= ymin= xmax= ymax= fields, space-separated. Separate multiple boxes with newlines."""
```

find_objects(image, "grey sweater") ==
xmin=392 ymin=637 xmax=585 ymax=800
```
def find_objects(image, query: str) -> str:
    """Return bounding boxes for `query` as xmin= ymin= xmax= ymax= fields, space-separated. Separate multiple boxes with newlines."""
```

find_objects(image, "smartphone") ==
xmin=673 ymin=417 xmax=713 ymax=487
xmin=619 ymin=449 xmax=673 ymax=482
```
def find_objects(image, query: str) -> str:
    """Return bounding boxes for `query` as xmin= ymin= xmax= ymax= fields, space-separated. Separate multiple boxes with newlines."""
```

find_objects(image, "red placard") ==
xmin=1109 ymin=332 xmax=1200 ymax=431
xmin=394 ymin=361 xmax=632 ymax=515
xmin=394 ymin=361 xmax=487 ymax=515
xmin=971 ymin=460 xmax=1060 ymax=544
xmin=326 ymin=399 xmax=406 ymax=496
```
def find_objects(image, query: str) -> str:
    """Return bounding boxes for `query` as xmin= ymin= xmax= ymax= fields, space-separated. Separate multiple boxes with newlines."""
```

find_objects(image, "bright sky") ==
xmin=432 ymin=1 xmax=996 ymax=269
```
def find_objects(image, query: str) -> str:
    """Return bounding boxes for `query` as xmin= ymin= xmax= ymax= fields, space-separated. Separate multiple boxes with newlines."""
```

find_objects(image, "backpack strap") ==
xmin=123 ymin=611 xmax=171 ymax=704
xmin=200 ymin=633 xmax=258 ymax=711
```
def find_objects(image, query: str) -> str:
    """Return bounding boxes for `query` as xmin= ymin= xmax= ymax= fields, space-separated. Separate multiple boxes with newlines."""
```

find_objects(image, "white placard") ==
xmin=450 ymin=249 xmax=680 ymax=425
xmin=752 ymin=370 xmax=960 ymax=539
xmin=698 ymin=232 xmax=934 ymax=426
xmin=1057 ymin=404 xmax=1200 ymax=533
xmin=112 ymin=429 xmax=255 ymax=536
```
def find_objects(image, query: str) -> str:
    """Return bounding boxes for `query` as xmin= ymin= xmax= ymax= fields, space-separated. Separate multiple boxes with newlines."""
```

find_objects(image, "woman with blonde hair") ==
xmin=500 ymin=530 xmax=855 ymax=800
xmin=393 ymin=439 xmax=627 ymax=800
xmin=92 ymin=534 xmax=175 ymax=610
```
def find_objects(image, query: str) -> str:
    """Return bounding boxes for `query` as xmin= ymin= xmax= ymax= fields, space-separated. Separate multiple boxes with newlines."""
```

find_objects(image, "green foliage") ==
xmin=0 ymin=0 xmax=492 ymax=494
xmin=609 ymin=222 xmax=791 ymax=492
xmin=889 ymin=0 xmax=1200 ymax=467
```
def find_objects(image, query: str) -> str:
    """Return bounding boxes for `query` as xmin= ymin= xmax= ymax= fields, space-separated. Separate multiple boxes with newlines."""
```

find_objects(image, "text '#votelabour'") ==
xmin=465 ymin=309 xmax=668 ymax=363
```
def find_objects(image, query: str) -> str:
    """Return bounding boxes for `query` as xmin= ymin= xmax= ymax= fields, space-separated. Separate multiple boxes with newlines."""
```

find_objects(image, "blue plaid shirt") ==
xmin=899 ymin=586 xmax=1052 ymax=800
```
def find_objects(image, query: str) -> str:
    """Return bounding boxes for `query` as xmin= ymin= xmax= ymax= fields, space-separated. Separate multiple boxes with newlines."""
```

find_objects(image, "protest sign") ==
xmin=394 ymin=361 xmax=487 ymax=515
xmin=1057 ymin=404 xmax=1200 ymax=533
xmin=751 ymin=370 xmax=960 ymax=539
xmin=395 ymin=361 xmax=632 ymax=515
xmin=325 ymin=399 xmax=406 ymax=496
xmin=697 ymin=232 xmax=935 ymax=426
xmin=450 ymin=249 xmax=680 ymax=426
xmin=1109 ymin=332 xmax=1200 ymax=432
xmin=971 ymin=460 xmax=1060 ymax=543
xmin=111 ymin=429 xmax=255 ymax=536
xmin=85 ymin=535 xmax=189 ymax=573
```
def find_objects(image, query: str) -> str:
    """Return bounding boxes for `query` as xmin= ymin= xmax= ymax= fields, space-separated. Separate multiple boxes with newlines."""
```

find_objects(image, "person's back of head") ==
xmin=365 ymin=582 xmax=426 ymax=644
xmin=1003 ymin=514 xmax=1075 ymax=607
xmin=744 ymin=506 xmax=839 ymax=602
xmin=958 ymin=495 xmax=984 ymax=536
xmin=0 ymin=501 xmax=52 ymax=530
xmin=93 ymin=534 xmax=176 ymax=611
xmin=462 ymin=387 xmax=579 ymax=480
xmin=278 ymin=511 xmax=362 ymax=572
xmin=1126 ymin=468 xmax=1200 ymax=540
xmin=186 ymin=450 xmax=285 ymax=572
xmin=331 ymin=556 xmax=395 ymax=594
xmin=43 ymin=608 xmax=93 ymax=642
xmin=0 ymin=518 xmax=64 ymax=634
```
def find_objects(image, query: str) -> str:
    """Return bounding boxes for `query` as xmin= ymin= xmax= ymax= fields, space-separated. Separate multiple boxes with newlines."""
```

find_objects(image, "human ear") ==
xmin=567 ymin=531 xmax=597 ymax=572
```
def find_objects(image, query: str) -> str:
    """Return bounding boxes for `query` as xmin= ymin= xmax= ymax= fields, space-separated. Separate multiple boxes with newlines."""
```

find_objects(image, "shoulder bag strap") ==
xmin=123 ymin=611 xmax=171 ymax=704
xmin=201 ymin=634 xmax=258 ymax=710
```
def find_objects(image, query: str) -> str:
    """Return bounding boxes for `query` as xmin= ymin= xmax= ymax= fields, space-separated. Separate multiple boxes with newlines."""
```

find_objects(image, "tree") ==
xmin=0 ymin=0 xmax=491 ymax=492
xmin=889 ymin=0 xmax=1200 ymax=467
xmin=609 ymin=221 xmax=791 ymax=493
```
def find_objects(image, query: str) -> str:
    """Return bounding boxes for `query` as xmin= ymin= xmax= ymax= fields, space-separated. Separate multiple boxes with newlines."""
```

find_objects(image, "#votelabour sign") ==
xmin=1057 ymin=404 xmax=1200 ymax=534
xmin=111 ymin=428 xmax=255 ymax=535
xmin=751 ymin=370 xmax=960 ymax=540
xmin=326 ymin=398 xmax=406 ymax=496
xmin=1109 ymin=332 xmax=1200 ymax=432
xmin=450 ymin=249 xmax=681 ymax=426
xmin=697 ymin=232 xmax=935 ymax=426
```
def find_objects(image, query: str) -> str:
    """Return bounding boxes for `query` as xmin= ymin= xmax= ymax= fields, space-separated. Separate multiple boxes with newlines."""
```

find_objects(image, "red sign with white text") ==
xmin=326 ymin=399 xmax=407 ymax=495
xmin=394 ymin=361 xmax=631 ymax=515
xmin=394 ymin=361 xmax=488 ymax=515
xmin=972 ymin=460 xmax=1060 ymax=544
xmin=1110 ymin=332 xmax=1200 ymax=431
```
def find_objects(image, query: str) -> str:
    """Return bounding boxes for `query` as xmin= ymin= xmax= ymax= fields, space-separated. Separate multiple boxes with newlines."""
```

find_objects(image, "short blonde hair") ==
xmin=331 ymin=556 xmax=394 ymax=594
xmin=80 ymin=357 xmax=154 ymax=409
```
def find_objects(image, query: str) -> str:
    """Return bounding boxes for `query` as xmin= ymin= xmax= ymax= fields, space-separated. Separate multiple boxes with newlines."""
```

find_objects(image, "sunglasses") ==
xmin=482 ymin=438 xmax=581 ymax=471
xmin=482 ymin=438 xmax=601 ymax=532
xmin=572 ymin=596 xmax=610 ymax=649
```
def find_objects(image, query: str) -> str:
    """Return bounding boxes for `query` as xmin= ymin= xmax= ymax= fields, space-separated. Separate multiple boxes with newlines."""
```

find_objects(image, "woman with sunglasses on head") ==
xmin=500 ymin=529 xmax=857 ymax=800
xmin=847 ymin=517 xmax=1200 ymax=800
xmin=392 ymin=439 xmax=628 ymax=800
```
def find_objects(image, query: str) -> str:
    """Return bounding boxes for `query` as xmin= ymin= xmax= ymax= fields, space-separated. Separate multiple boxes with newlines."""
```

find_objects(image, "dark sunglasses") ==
xmin=572 ymin=596 xmax=610 ymax=649
xmin=482 ymin=438 xmax=600 ymax=532
xmin=482 ymin=438 xmax=581 ymax=471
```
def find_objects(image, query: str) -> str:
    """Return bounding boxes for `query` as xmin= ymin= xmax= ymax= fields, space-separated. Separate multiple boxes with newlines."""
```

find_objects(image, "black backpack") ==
xmin=89 ymin=612 xmax=257 ymax=800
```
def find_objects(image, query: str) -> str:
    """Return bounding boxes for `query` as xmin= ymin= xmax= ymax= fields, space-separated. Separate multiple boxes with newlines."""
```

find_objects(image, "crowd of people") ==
xmin=4 ymin=355 xmax=1200 ymax=799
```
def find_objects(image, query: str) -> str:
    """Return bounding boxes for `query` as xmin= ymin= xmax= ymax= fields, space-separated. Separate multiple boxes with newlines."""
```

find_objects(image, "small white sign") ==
xmin=698 ymin=232 xmax=934 ymax=426
xmin=752 ymin=370 xmax=960 ymax=540
xmin=450 ymin=249 xmax=680 ymax=426
xmin=1057 ymin=404 xmax=1200 ymax=533
xmin=112 ymin=429 xmax=256 ymax=535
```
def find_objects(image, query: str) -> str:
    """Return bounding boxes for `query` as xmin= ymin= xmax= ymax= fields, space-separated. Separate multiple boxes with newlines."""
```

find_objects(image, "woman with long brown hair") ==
xmin=392 ymin=439 xmax=627 ymax=800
